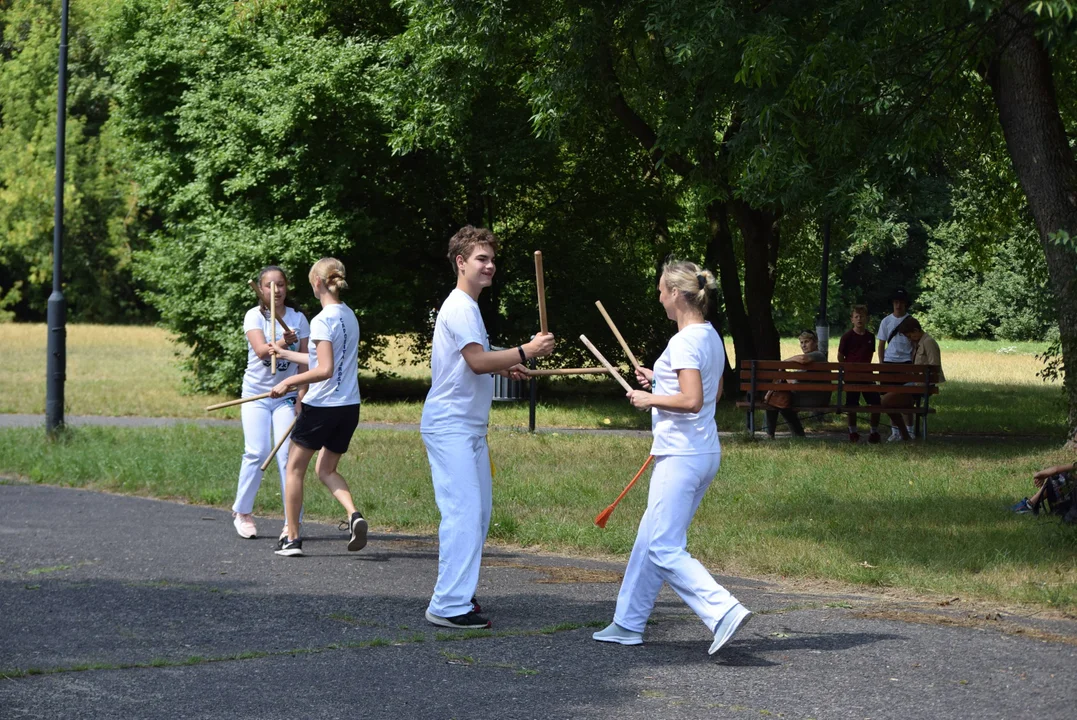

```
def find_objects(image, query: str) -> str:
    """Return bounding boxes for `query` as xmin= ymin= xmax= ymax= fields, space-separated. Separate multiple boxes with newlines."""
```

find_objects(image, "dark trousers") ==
xmin=765 ymin=407 xmax=805 ymax=437
xmin=764 ymin=391 xmax=831 ymax=437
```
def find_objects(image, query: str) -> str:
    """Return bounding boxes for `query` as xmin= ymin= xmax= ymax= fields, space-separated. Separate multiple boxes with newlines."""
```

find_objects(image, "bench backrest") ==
xmin=739 ymin=360 xmax=941 ymax=396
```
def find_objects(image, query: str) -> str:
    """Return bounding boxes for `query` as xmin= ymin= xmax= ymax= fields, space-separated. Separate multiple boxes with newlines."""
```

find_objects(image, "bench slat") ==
xmin=734 ymin=402 xmax=936 ymax=415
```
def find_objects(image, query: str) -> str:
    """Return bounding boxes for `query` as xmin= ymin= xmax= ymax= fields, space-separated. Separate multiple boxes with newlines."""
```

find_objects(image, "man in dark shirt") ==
xmin=837 ymin=305 xmax=881 ymax=443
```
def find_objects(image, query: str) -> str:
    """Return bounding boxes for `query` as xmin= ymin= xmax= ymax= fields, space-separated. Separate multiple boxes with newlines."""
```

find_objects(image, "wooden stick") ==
xmin=249 ymin=279 xmax=291 ymax=333
xmin=524 ymin=367 xmax=609 ymax=376
xmin=260 ymin=416 xmax=298 ymax=472
xmin=534 ymin=250 xmax=548 ymax=334
xmin=594 ymin=455 xmax=654 ymax=528
xmin=579 ymin=335 xmax=633 ymax=392
xmin=205 ymin=392 xmax=271 ymax=411
xmin=270 ymin=282 xmax=277 ymax=376
xmin=595 ymin=300 xmax=642 ymax=372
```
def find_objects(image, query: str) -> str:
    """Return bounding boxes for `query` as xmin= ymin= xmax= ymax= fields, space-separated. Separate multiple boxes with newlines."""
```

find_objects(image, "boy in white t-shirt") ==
xmin=420 ymin=226 xmax=555 ymax=629
xmin=877 ymin=288 xmax=915 ymax=439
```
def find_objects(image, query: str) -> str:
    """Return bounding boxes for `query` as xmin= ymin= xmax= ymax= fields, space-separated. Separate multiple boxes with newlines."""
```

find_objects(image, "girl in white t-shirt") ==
xmin=268 ymin=258 xmax=366 ymax=558
xmin=592 ymin=260 xmax=752 ymax=656
xmin=232 ymin=266 xmax=310 ymax=541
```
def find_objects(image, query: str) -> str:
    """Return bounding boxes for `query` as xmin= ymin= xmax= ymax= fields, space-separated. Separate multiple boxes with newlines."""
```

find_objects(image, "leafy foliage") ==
xmin=0 ymin=0 xmax=149 ymax=322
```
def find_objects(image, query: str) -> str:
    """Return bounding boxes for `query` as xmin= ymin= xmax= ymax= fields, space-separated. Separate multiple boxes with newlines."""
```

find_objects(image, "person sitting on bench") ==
xmin=881 ymin=317 xmax=945 ymax=442
xmin=765 ymin=330 xmax=829 ymax=438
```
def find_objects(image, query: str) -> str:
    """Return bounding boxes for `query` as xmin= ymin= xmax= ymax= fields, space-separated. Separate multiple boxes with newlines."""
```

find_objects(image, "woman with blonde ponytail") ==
xmin=593 ymin=259 xmax=752 ymax=656
xmin=268 ymin=258 xmax=367 ymax=557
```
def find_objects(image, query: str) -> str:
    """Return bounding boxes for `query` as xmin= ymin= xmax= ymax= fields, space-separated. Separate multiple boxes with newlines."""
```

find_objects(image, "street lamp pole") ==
xmin=46 ymin=0 xmax=70 ymax=436
xmin=815 ymin=217 xmax=832 ymax=357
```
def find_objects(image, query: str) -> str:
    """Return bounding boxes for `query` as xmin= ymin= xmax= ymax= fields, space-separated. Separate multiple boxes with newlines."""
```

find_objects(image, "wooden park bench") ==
xmin=734 ymin=360 xmax=943 ymax=439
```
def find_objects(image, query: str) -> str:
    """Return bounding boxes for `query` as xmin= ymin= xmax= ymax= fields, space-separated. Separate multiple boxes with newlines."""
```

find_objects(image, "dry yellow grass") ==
xmin=3 ymin=324 xmax=235 ymax=417
xmin=1 ymin=324 xmax=1059 ymax=426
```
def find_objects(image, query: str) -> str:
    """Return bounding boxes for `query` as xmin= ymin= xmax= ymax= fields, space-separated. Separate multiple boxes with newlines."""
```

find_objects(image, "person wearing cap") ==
xmin=877 ymin=288 xmax=916 ymax=440
xmin=881 ymin=316 xmax=945 ymax=441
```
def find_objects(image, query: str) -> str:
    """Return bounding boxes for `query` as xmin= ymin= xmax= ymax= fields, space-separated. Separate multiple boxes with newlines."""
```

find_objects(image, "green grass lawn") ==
xmin=1 ymin=324 xmax=1068 ymax=436
xmin=1 ymin=425 xmax=1074 ymax=612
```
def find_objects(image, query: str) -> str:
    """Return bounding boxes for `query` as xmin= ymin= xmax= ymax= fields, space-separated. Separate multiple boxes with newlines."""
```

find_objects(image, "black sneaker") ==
xmin=275 ymin=538 xmax=303 ymax=557
xmin=348 ymin=511 xmax=368 ymax=552
xmin=471 ymin=597 xmax=482 ymax=614
xmin=424 ymin=610 xmax=491 ymax=629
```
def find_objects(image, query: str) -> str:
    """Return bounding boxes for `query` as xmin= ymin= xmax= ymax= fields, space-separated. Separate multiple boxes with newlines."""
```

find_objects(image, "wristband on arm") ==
xmin=517 ymin=345 xmax=527 ymax=363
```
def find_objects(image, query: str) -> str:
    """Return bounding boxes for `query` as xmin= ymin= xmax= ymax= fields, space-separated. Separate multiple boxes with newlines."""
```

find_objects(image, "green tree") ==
xmin=0 ymin=0 xmax=148 ymax=322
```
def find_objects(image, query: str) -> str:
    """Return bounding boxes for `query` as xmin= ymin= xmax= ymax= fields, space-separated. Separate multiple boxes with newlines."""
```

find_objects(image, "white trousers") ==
xmin=614 ymin=453 xmax=739 ymax=634
xmin=423 ymin=432 xmax=492 ymax=618
xmin=233 ymin=396 xmax=301 ymax=523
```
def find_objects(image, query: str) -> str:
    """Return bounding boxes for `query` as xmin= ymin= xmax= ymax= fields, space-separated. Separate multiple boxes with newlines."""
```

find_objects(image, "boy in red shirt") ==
xmin=837 ymin=305 xmax=881 ymax=443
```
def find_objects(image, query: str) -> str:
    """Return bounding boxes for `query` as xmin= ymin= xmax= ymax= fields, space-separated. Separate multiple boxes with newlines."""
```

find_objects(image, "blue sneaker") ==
xmin=1010 ymin=498 xmax=1034 ymax=514
xmin=592 ymin=622 xmax=643 ymax=646
xmin=709 ymin=603 xmax=752 ymax=655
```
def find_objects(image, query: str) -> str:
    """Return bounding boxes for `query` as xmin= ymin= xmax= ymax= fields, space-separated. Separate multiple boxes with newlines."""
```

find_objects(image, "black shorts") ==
xmin=291 ymin=403 xmax=360 ymax=454
xmin=845 ymin=390 xmax=881 ymax=407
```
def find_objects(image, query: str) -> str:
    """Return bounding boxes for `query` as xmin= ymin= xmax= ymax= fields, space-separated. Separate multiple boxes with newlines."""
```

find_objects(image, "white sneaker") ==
xmin=592 ymin=622 xmax=643 ymax=646
xmin=709 ymin=603 xmax=752 ymax=655
xmin=233 ymin=512 xmax=257 ymax=539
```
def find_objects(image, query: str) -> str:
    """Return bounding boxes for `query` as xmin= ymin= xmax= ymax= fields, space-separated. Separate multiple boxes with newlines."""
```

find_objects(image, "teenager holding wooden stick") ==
xmin=231 ymin=266 xmax=309 ymax=541
xmin=421 ymin=226 xmax=554 ymax=629
xmin=592 ymin=259 xmax=752 ymax=656
xmin=268 ymin=258 xmax=365 ymax=557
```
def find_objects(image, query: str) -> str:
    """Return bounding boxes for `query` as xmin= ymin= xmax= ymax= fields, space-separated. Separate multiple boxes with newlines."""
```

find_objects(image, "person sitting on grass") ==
xmin=1012 ymin=463 xmax=1076 ymax=520
xmin=880 ymin=317 xmax=944 ymax=442
xmin=764 ymin=330 xmax=829 ymax=439
xmin=837 ymin=304 xmax=881 ymax=444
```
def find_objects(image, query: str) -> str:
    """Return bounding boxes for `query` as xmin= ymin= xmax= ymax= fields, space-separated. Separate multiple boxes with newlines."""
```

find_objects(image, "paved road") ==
xmin=1 ymin=482 xmax=1074 ymax=719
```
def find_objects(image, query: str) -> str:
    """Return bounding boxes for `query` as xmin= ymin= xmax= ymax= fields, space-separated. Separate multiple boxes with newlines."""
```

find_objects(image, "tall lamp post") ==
xmin=815 ymin=217 xmax=832 ymax=357
xmin=46 ymin=0 xmax=70 ymax=436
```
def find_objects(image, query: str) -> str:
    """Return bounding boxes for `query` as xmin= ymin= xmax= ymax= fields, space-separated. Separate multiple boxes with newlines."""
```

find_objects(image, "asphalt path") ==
xmin=1 ymin=482 xmax=1074 ymax=719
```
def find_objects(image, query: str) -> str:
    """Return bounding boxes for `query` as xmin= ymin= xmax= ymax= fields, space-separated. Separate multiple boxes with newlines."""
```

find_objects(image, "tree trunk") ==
xmin=732 ymin=201 xmax=782 ymax=361
xmin=704 ymin=200 xmax=751 ymax=395
xmin=985 ymin=3 xmax=1077 ymax=441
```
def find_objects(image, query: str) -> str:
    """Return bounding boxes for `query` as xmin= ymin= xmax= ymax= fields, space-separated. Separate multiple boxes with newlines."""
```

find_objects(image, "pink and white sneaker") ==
xmin=233 ymin=512 xmax=257 ymax=539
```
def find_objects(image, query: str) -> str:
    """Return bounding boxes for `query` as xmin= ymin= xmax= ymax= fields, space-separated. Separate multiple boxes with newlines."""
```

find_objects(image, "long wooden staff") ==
xmin=524 ymin=367 xmax=607 ymax=376
xmin=579 ymin=335 xmax=633 ymax=392
xmin=249 ymin=279 xmax=292 ymax=333
xmin=534 ymin=251 xmax=548 ymax=334
xmin=270 ymin=281 xmax=278 ymax=376
xmin=595 ymin=301 xmax=642 ymax=373
xmin=206 ymin=392 xmax=271 ymax=411
xmin=260 ymin=417 xmax=298 ymax=472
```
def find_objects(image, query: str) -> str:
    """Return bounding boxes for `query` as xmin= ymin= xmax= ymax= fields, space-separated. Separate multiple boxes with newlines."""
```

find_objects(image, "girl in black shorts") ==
xmin=268 ymin=258 xmax=365 ymax=557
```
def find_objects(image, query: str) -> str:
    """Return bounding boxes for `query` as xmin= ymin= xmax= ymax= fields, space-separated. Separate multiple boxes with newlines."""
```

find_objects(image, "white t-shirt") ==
xmin=878 ymin=313 xmax=913 ymax=362
xmin=303 ymin=303 xmax=361 ymax=407
xmin=242 ymin=306 xmax=310 ymax=397
xmin=650 ymin=322 xmax=724 ymax=456
xmin=421 ymin=289 xmax=494 ymax=435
